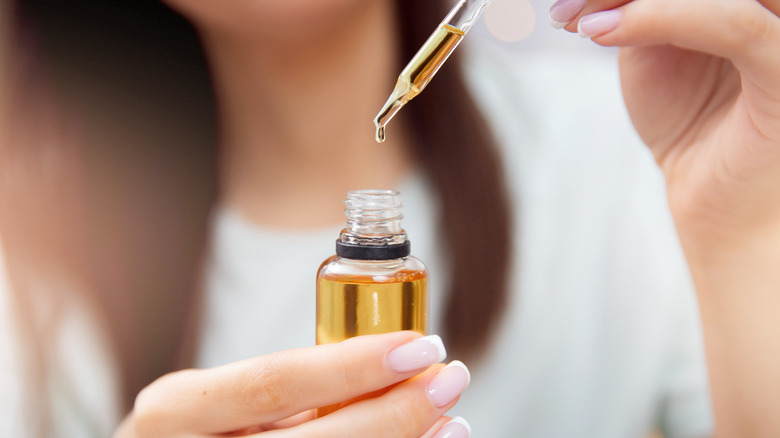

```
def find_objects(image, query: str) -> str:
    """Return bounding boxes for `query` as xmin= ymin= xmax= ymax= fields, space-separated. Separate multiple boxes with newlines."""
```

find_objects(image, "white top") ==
xmin=0 ymin=44 xmax=713 ymax=437
xmin=197 ymin=44 xmax=713 ymax=438
xmin=0 ymin=242 xmax=121 ymax=437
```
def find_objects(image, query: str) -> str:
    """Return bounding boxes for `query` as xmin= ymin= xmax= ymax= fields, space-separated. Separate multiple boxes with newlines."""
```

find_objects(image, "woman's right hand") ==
xmin=113 ymin=332 xmax=471 ymax=438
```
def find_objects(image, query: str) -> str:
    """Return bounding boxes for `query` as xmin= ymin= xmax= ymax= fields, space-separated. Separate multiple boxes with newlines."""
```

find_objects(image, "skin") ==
xmin=116 ymin=1 xmax=446 ymax=436
xmin=562 ymin=0 xmax=780 ymax=435
xmin=115 ymin=332 xmax=457 ymax=437
xmin=162 ymin=0 xmax=412 ymax=229
xmin=116 ymin=0 xmax=780 ymax=436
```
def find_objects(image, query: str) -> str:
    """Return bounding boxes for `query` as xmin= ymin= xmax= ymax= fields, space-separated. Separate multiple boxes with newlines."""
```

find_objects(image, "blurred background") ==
xmin=476 ymin=0 xmax=614 ymax=55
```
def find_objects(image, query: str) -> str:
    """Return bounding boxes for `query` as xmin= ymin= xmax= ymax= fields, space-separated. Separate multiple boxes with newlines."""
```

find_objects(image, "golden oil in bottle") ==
xmin=315 ymin=190 xmax=428 ymax=416
xmin=317 ymin=258 xmax=428 ymax=344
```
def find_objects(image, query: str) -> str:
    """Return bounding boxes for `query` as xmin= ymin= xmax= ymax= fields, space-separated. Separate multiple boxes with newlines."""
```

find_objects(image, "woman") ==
xmin=1 ymin=0 xmax=778 ymax=436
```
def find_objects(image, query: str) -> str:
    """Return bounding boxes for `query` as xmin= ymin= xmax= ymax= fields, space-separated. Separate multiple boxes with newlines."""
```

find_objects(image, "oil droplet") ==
xmin=375 ymin=125 xmax=386 ymax=143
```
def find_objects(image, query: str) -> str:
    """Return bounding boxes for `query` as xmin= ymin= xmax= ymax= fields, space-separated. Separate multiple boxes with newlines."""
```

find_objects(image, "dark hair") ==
xmin=396 ymin=0 xmax=512 ymax=362
xmin=2 ymin=0 xmax=512 ymax=420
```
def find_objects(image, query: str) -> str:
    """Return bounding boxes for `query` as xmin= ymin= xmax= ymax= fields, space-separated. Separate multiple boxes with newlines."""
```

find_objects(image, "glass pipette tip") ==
xmin=373 ymin=0 xmax=491 ymax=143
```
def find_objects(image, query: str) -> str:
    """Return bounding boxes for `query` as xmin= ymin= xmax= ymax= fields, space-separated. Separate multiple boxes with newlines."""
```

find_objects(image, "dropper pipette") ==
xmin=373 ymin=0 xmax=491 ymax=143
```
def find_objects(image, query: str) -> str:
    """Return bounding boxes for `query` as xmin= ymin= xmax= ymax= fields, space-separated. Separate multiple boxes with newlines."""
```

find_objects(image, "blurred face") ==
xmin=163 ymin=0 xmax=378 ymax=43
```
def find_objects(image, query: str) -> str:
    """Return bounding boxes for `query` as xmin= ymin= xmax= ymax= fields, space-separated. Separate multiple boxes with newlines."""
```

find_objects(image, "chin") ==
xmin=163 ymin=0 xmax=373 ymax=39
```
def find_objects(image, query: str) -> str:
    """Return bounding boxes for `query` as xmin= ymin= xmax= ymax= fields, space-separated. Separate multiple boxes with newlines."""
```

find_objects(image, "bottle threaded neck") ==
xmin=337 ymin=190 xmax=409 ymax=260
xmin=344 ymin=189 xmax=403 ymax=235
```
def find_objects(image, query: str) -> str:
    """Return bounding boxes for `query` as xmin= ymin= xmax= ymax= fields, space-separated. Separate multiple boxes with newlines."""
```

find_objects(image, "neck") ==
xmin=200 ymin=1 xmax=411 ymax=229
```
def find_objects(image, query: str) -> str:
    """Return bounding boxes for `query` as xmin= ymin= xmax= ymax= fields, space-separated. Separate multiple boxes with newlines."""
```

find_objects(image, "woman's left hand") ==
xmin=551 ymin=1 xmax=780 ymax=436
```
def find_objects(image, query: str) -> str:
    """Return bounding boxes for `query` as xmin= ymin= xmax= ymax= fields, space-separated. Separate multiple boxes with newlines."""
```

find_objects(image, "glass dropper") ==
xmin=373 ymin=0 xmax=492 ymax=143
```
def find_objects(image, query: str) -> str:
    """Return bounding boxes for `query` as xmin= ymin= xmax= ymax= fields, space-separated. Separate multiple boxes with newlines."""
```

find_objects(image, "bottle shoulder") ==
xmin=317 ymin=255 xmax=427 ymax=284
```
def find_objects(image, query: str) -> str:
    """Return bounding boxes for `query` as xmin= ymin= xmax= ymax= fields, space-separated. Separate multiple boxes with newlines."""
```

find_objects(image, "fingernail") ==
xmin=549 ymin=0 xmax=586 ymax=29
xmin=386 ymin=335 xmax=447 ymax=373
xmin=433 ymin=416 xmax=472 ymax=438
xmin=578 ymin=10 xmax=622 ymax=38
xmin=427 ymin=360 xmax=471 ymax=408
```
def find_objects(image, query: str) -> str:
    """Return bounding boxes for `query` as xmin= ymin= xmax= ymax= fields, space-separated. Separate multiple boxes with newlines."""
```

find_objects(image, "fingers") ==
xmin=605 ymin=0 xmax=780 ymax=134
xmin=419 ymin=416 xmax=454 ymax=438
xmin=424 ymin=416 xmax=473 ymax=438
xmin=551 ymin=0 xmax=779 ymax=58
xmin=550 ymin=0 xmax=780 ymax=108
xmin=549 ymin=0 xmax=627 ymax=30
xmin=131 ymin=332 xmax=447 ymax=435
xmin=262 ymin=361 xmax=472 ymax=438
xmin=591 ymin=0 xmax=778 ymax=62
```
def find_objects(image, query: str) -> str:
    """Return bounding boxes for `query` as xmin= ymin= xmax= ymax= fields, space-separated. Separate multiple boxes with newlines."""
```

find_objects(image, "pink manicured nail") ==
xmin=432 ymin=416 xmax=472 ymax=438
xmin=578 ymin=10 xmax=622 ymax=38
xmin=386 ymin=335 xmax=446 ymax=373
xmin=549 ymin=0 xmax=586 ymax=29
xmin=427 ymin=361 xmax=471 ymax=408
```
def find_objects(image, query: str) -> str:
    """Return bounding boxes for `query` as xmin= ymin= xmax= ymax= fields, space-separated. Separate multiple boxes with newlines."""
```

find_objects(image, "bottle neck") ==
xmin=336 ymin=190 xmax=410 ymax=260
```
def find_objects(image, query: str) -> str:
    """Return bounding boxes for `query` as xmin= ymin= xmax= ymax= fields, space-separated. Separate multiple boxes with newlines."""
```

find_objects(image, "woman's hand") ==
xmin=113 ymin=332 xmax=472 ymax=438
xmin=551 ymin=1 xmax=780 ymax=435
xmin=552 ymin=0 xmax=780 ymax=241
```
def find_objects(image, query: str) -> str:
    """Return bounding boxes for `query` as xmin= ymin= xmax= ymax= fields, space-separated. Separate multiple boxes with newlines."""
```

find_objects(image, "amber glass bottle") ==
xmin=316 ymin=190 xmax=428 ymax=345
